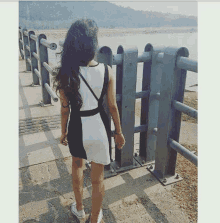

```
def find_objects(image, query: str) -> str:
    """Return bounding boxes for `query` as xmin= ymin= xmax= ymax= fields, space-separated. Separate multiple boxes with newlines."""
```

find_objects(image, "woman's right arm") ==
xmin=106 ymin=65 xmax=125 ymax=149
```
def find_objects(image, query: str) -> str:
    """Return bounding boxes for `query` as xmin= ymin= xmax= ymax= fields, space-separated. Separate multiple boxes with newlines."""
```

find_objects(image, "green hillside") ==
xmin=19 ymin=1 xmax=197 ymax=29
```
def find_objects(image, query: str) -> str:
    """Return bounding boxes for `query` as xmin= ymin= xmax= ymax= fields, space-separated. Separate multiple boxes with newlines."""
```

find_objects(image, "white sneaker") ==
xmin=90 ymin=209 xmax=103 ymax=223
xmin=71 ymin=202 xmax=86 ymax=219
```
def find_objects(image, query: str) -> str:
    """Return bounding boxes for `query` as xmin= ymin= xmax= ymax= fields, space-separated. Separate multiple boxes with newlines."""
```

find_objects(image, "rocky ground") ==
xmin=173 ymin=91 xmax=198 ymax=223
xmin=173 ymin=143 xmax=198 ymax=223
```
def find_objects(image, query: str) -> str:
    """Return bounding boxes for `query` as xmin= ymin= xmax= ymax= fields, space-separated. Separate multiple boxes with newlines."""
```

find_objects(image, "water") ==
xmin=48 ymin=32 xmax=198 ymax=92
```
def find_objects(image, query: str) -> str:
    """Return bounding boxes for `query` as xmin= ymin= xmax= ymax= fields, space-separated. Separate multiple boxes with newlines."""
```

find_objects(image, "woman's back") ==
xmin=79 ymin=63 xmax=105 ymax=111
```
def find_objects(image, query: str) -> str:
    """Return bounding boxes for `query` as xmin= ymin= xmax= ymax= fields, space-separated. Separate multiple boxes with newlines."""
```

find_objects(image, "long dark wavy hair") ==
xmin=53 ymin=18 xmax=99 ymax=110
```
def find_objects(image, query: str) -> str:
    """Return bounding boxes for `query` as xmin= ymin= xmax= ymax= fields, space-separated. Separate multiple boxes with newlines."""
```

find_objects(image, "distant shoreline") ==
xmin=34 ymin=26 xmax=197 ymax=40
xmin=99 ymin=26 xmax=197 ymax=37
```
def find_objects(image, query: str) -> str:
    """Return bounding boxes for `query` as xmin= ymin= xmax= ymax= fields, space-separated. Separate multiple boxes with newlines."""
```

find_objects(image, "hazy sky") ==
xmin=109 ymin=1 xmax=198 ymax=16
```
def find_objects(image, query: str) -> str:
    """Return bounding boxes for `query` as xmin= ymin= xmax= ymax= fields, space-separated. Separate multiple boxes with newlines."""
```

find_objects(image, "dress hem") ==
xmin=87 ymin=159 xmax=111 ymax=165
xmin=71 ymin=156 xmax=111 ymax=166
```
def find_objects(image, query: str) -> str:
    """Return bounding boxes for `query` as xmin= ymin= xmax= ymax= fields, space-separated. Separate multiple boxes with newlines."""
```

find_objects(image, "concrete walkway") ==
xmin=19 ymin=59 xmax=197 ymax=223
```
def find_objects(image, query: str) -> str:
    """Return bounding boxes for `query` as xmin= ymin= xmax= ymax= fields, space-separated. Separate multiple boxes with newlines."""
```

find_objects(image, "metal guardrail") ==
xmin=19 ymin=28 xmax=58 ymax=105
xmin=173 ymin=100 xmax=198 ymax=119
xmin=44 ymin=83 xmax=58 ymax=102
xmin=27 ymin=58 xmax=31 ymax=65
xmin=23 ymin=30 xmax=29 ymax=36
xmin=43 ymin=62 xmax=54 ymax=75
xmin=112 ymin=51 xmax=197 ymax=73
xmin=40 ymin=38 xmax=57 ymax=50
xmin=112 ymin=51 xmax=151 ymax=65
xmin=95 ymin=44 xmax=198 ymax=185
xmin=34 ymin=68 xmax=41 ymax=79
xmin=30 ymin=34 xmax=38 ymax=42
xmin=168 ymin=138 xmax=198 ymax=166
xmin=177 ymin=56 xmax=197 ymax=73
xmin=25 ymin=45 xmax=30 ymax=52
xmin=60 ymin=39 xmax=197 ymax=73
xmin=32 ymin=52 xmax=39 ymax=60
xmin=20 ymin=49 xmax=24 ymax=57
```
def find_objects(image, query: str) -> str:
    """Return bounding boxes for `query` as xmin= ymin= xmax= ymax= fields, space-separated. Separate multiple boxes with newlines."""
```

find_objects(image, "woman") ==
xmin=53 ymin=18 xmax=125 ymax=223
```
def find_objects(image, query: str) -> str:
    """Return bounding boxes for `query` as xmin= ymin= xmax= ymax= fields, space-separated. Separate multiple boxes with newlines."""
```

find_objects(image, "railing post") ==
xmin=28 ymin=31 xmax=40 ymax=85
xmin=144 ymin=46 xmax=166 ymax=162
xmin=113 ymin=45 xmax=139 ymax=171
xmin=152 ymin=46 xmax=189 ymax=184
xmin=22 ymin=28 xmax=31 ymax=71
xmin=38 ymin=34 xmax=51 ymax=105
xmin=96 ymin=46 xmax=113 ymax=66
xmin=19 ymin=27 xmax=24 ymax=59
xmin=96 ymin=46 xmax=113 ymax=172
xmin=138 ymin=43 xmax=153 ymax=164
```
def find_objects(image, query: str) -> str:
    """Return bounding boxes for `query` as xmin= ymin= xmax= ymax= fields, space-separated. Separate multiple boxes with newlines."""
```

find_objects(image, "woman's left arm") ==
xmin=59 ymin=89 xmax=70 ymax=146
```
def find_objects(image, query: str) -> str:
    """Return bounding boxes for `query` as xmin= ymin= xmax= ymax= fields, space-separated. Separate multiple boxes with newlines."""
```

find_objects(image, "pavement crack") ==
xmin=42 ymin=165 xmax=57 ymax=193
xmin=43 ymin=165 xmax=66 ymax=200
xmin=48 ymin=201 xmax=59 ymax=221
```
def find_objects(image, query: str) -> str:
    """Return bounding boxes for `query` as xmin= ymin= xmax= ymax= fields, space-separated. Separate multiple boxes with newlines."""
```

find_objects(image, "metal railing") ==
xmin=20 ymin=30 xmax=198 ymax=185
xmin=19 ymin=28 xmax=58 ymax=105
xmin=92 ymin=43 xmax=198 ymax=184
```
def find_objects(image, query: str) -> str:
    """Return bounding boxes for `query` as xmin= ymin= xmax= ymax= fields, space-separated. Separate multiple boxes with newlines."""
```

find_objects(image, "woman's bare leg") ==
xmin=72 ymin=156 xmax=84 ymax=211
xmin=90 ymin=161 xmax=105 ymax=223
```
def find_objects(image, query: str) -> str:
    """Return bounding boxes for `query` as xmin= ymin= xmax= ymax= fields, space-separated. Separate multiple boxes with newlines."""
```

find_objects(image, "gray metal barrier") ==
xmin=19 ymin=27 xmax=24 ymax=60
xmin=94 ymin=44 xmax=198 ymax=184
xmin=19 ymin=28 xmax=58 ymax=105
xmin=146 ymin=46 xmax=198 ymax=185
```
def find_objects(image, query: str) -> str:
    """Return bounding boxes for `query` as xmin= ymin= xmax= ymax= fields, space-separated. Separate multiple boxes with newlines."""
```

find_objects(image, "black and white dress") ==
xmin=67 ymin=63 xmax=111 ymax=165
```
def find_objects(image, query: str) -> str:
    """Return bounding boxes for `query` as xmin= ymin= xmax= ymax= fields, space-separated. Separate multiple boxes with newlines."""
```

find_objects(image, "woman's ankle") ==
xmin=90 ymin=216 xmax=98 ymax=223
xmin=90 ymin=208 xmax=101 ymax=222
xmin=76 ymin=203 xmax=84 ymax=211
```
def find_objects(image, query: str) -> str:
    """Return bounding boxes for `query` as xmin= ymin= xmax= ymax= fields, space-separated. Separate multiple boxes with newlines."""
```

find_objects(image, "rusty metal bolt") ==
xmin=39 ymin=101 xmax=44 ymax=107
xmin=175 ymin=174 xmax=179 ymax=179
xmin=163 ymin=178 xmax=167 ymax=183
